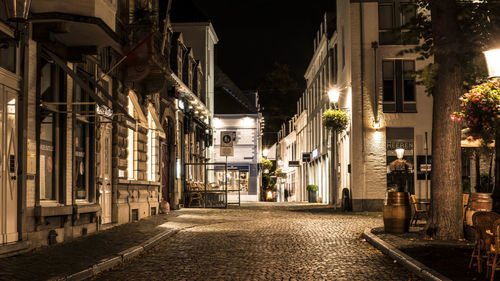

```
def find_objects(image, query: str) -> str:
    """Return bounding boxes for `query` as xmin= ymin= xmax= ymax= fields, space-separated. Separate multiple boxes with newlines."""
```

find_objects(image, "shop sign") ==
xmin=302 ymin=152 xmax=311 ymax=162
xmin=96 ymin=104 xmax=113 ymax=118
xmin=312 ymin=148 xmax=318 ymax=159
xmin=386 ymin=140 xmax=414 ymax=156
xmin=289 ymin=161 xmax=300 ymax=167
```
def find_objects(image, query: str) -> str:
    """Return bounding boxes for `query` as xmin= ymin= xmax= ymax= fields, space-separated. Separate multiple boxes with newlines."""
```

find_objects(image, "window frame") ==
xmin=382 ymin=59 xmax=417 ymax=113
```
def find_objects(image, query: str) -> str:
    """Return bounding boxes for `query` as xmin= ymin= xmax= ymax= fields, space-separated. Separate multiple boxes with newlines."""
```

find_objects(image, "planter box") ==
xmin=308 ymin=191 xmax=317 ymax=203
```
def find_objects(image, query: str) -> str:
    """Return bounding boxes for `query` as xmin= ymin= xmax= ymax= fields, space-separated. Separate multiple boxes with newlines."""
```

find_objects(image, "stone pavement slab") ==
xmin=93 ymin=204 xmax=420 ymax=281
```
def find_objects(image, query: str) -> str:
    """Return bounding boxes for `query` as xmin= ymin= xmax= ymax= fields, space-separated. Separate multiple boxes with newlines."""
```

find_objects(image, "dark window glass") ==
xmin=0 ymin=44 xmax=15 ymax=73
xmin=401 ymin=3 xmax=416 ymax=26
xmin=403 ymin=60 xmax=416 ymax=102
xmin=75 ymin=120 xmax=87 ymax=199
xmin=383 ymin=61 xmax=395 ymax=102
xmin=40 ymin=112 xmax=56 ymax=200
xmin=379 ymin=5 xmax=394 ymax=30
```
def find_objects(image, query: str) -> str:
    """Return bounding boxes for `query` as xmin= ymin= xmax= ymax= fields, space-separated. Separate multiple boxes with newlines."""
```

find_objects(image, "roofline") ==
xmin=171 ymin=22 xmax=219 ymax=43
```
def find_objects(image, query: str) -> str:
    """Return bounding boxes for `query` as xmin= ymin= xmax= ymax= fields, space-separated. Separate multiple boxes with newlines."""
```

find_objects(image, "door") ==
xmin=0 ymin=86 xmax=17 ymax=243
xmin=99 ymin=123 xmax=112 ymax=224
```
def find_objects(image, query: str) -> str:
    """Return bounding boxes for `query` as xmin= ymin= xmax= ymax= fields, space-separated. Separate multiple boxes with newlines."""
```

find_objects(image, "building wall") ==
xmin=213 ymin=115 xmax=261 ymax=201
xmin=344 ymin=1 xmax=433 ymax=211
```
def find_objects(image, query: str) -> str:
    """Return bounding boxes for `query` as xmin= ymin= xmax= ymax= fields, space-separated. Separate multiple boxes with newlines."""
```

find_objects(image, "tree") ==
xmin=257 ymin=62 xmax=300 ymax=147
xmin=426 ymin=0 xmax=465 ymax=240
xmin=400 ymin=0 xmax=500 ymax=240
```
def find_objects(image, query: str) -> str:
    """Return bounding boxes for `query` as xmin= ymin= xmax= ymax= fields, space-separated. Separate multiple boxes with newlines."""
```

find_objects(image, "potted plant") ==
xmin=322 ymin=109 xmax=349 ymax=132
xmin=307 ymin=184 xmax=319 ymax=203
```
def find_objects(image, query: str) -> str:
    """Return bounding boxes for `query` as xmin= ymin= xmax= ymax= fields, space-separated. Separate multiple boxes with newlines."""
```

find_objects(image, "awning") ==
xmin=128 ymin=90 xmax=148 ymax=127
xmin=42 ymin=48 xmax=136 ymax=126
xmin=147 ymin=103 xmax=166 ymax=139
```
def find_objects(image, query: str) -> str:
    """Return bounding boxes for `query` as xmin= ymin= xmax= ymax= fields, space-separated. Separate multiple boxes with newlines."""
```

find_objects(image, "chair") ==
xmin=487 ymin=218 xmax=500 ymax=280
xmin=470 ymin=212 xmax=500 ymax=273
xmin=410 ymin=195 xmax=429 ymax=226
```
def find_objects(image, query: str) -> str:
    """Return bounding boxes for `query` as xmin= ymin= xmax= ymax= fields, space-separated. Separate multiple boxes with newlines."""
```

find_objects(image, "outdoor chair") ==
xmin=470 ymin=211 xmax=500 ymax=273
xmin=486 ymin=218 xmax=500 ymax=280
xmin=410 ymin=195 xmax=429 ymax=226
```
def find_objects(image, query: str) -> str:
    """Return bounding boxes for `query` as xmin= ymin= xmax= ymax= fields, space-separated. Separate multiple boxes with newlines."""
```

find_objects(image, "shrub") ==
xmin=451 ymin=80 xmax=500 ymax=145
xmin=306 ymin=184 xmax=318 ymax=192
xmin=262 ymin=158 xmax=273 ymax=170
xmin=323 ymin=109 xmax=349 ymax=132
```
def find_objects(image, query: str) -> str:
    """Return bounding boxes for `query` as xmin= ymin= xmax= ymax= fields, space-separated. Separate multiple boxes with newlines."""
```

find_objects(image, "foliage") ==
xmin=399 ymin=0 xmax=500 ymax=95
xmin=262 ymin=173 xmax=276 ymax=189
xmin=262 ymin=158 xmax=273 ymax=171
xmin=274 ymin=168 xmax=287 ymax=178
xmin=306 ymin=184 xmax=318 ymax=192
xmin=322 ymin=109 xmax=348 ymax=132
xmin=451 ymin=81 xmax=500 ymax=145
xmin=257 ymin=62 xmax=300 ymax=146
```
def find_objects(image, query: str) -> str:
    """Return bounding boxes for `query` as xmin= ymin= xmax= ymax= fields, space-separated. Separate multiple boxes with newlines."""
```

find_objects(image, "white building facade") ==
xmin=278 ymin=3 xmax=434 ymax=211
xmin=213 ymin=114 xmax=262 ymax=202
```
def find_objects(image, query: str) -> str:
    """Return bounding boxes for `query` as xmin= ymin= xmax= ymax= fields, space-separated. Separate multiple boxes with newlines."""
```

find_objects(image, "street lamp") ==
xmin=484 ymin=49 xmax=500 ymax=78
xmin=328 ymin=88 xmax=340 ymax=106
xmin=262 ymin=149 xmax=269 ymax=158
xmin=327 ymin=88 xmax=340 ymax=208
xmin=484 ymin=48 xmax=500 ymax=212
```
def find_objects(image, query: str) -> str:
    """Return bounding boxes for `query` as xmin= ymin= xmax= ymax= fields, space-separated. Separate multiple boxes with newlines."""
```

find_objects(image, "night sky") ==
xmin=190 ymin=0 xmax=335 ymax=91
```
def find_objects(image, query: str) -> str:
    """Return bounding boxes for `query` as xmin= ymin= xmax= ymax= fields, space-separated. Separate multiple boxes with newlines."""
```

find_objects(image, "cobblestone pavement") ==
xmin=94 ymin=204 xmax=420 ymax=280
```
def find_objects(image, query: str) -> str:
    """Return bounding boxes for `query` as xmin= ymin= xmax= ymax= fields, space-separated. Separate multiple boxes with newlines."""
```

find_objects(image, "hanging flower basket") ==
xmin=451 ymin=80 xmax=500 ymax=145
xmin=323 ymin=109 xmax=349 ymax=132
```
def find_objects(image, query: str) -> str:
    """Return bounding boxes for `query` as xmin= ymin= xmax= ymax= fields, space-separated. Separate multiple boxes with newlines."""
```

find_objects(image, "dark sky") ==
xmin=190 ymin=0 xmax=335 ymax=91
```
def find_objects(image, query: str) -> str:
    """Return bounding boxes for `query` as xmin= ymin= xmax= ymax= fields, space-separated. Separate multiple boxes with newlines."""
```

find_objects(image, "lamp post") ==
xmin=484 ymin=48 xmax=500 ymax=212
xmin=328 ymin=88 xmax=340 ymax=208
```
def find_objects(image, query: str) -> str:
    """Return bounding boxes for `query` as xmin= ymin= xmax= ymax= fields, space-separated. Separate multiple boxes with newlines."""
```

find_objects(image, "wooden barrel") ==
xmin=470 ymin=193 xmax=493 ymax=211
xmin=383 ymin=192 xmax=411 ymax=233
xmin=466 ymin=193 xmax=493 ymax=226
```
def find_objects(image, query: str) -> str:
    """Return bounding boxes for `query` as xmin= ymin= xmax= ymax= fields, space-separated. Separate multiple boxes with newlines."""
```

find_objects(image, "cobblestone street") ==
xmin=94 ymin=204 xmax=419 ymax=280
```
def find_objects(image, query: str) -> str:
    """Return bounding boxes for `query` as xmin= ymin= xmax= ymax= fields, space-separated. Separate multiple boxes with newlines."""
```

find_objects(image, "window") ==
xmin=147 ymin=110 xmax=158 ymax=182
xmin=127 ymin=97 xmax=136 ymax=179
xmin=382 ymin=60 xmax=416 ymax=113
xmin=39 ymin=56 xmax=64 ymax=201
xmin=73 ymin=78 xmax=94 ymax=201
xmin=378 ymin=0 xmax=417 ymax=45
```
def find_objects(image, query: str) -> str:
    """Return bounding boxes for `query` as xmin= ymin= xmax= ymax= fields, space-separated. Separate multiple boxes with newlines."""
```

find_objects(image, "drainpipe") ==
xmin=372 ymin=41 xmax=378 ymax=125
xmin=359 ymin=1 xmax=365 ymax=210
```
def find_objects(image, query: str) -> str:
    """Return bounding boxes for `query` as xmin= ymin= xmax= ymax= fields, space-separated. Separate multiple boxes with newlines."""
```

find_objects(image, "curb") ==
xmin=48 ymin=229 xmax=180 ymax=281
xmin=362 ymin=228 xmax=451 ymax=281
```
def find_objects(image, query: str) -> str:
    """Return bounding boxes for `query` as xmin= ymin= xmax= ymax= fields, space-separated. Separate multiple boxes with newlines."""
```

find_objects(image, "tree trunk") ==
xmin=427 ymin=0 xmax=464 ymax=240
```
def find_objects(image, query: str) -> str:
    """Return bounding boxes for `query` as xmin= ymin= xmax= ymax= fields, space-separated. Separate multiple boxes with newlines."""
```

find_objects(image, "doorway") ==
xmin=0 ymin=86 xmax=17 ymax=243
xmin=99 ymin=123 xmax=112 ymax=224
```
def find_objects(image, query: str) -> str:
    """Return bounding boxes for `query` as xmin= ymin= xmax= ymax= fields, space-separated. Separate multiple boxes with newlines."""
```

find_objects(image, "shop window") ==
xmin=74 ymin=82 xmax=94 ymax=201
xmin=382 ymin=60 xmax=416 ymax=113
xmin=38 ymin=57 xmax=65 ymax=201
xmin=147 ymin=110 xmax=158 ymax=182
xmin=378 ymin=0 xmax=418 ymax=45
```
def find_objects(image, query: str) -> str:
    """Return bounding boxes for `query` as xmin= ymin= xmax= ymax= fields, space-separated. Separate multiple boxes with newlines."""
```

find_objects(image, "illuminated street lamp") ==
xmin=327 ymin=88 xmax=340 ymax=208
xmin=328 ymin=88 xmax=340 ymax=106
xmin=484 ymin=49 xmax=500 ymax=78
xmin=262 ymin=148 xmax=269 ymax=158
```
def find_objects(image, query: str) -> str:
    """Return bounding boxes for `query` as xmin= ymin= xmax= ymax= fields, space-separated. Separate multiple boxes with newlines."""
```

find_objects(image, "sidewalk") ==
xmin=363 ymin=225 xmax=487 ymax=281
xmin=0 ymin=209 xmax=212 ymax=281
